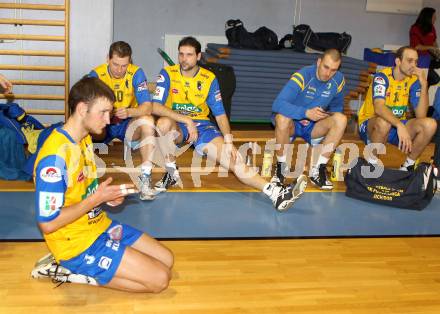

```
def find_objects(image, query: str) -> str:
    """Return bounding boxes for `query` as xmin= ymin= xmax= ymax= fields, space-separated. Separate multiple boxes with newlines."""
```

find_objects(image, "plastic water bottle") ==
xmin=331 ymin=148 xmax=342 ymax=181
xmin=261 ymin=148 xmax=273 ymax=177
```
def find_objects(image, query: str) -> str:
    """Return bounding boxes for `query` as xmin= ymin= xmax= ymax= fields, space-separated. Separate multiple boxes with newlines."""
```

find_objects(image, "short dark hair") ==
xmin=109 ymin=41 xmax=132 ymax=59
xmin=395 ymin=46 xmax=417 ymax=61
xmin=321 ymin=48 xmax=342 ymax=62
xmin=178 ymin=36 xmax=201 ymax=54
xmin=68 ymin=77 xmax=115 ymax=114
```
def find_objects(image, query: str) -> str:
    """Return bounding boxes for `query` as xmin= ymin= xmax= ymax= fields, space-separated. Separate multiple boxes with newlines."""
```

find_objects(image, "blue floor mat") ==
xmin=1 ymin=191 xmax=440 ymax=240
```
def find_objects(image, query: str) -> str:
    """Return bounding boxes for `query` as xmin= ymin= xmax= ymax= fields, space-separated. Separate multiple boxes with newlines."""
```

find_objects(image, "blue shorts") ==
xmin=59 ymin=220 xmax=143 ymax=285
xmin=272 ymin=115 xmax=323 ymax=145
xmin=178 ymin=120 xmax=222 ymax=155
xmin=359 ymin=119 xmax=408 ymax=146
xmin=103 ymin=118 xmax=132 ymax=144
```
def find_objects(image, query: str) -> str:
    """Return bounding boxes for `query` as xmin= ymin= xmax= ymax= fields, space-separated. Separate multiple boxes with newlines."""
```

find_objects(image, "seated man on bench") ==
xmin=358 ymin=46 xmax=437 ymax=170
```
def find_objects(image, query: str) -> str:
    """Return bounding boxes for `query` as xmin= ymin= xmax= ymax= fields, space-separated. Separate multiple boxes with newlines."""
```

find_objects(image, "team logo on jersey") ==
xmin=108 ymin=224 xmax=123 ymax=241
xmin=137 ymin=80 xmax=148 ymax=92
xmin=156 ymin=74 xmax=165 ymax=83
xmin=374 ymin=84 xmax=386 ymax=97
xmin=172 ymin=88 xmax=179 ymax=94
xmin=98 ymin=256 xmax=112 ymax=270
xmin=326 ymin=82 xmax=332 ymax=89
xmin=374 ymin=76 xmax=386 ymax=85
xmin=39 ymin=192 xmax=63 ymax=217
xmin=153 ymin=86 xmax=165 ymax=101
xmin=197 ymin=81 xmax=202 ymax=91
xmin=40 ymin=167 xmax=62 ymax=183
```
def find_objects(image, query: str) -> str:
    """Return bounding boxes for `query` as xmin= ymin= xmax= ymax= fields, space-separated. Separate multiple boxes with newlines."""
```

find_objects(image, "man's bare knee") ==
xmin=156 ymin=117 xmax=174 ymax=134
xmin=275 ymin=114 xmax=292 ymax=131
xmin=372 ymin=117 xmax=392 ymax=135
xmin=332 ymin=112 xmax=347 ymax=127
xmin=148 ymin=267 xmax=171 ymax=293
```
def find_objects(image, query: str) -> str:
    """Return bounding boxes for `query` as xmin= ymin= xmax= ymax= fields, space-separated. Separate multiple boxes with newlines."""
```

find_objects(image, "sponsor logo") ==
xmin=108 ymin=224 xmax=123 ymax=241
xmin=137 ymin=80 xmax=148 ymax=92
xmin=416 ymin=91 xmax=421 ymax=97
xmin=84 ymin=254 xmax=95 ymax=265
xmin=157 ymin=74 xmax=165 ymax=83
xmin=114 ymin=84 xmax=120 ymax=89
xmin=88 ymin=206 xmax=102 ymax=219
xmin=77 ymin=171 xmax=85 ymax=183
xmin=373 ymin=85 xmax=385 ymax=97
xmin=387 ymin=105 xmax=406 ymax=117
xmin=39 ymin=192 xmax=63 ymax=217
xmin=40 ymin=167 xmax=62 ymax=183
xmin=172 ymin=103 xmax=201 ymax=112
xmin=98 ymin=256 xmax=112 ymax=270
xmin=105 ymin=239 xmax=120 ymax=252
xmin=299 ymin=119 xmax=310 ymax=126
xmin=172 ymin=88 xmax=179 ymax=94
xmin=152 ymin=86 xmax=165 ymax=101
xmin=215 ymin=91 xmax=222 ymax=102
xmin=326 ymin=82 xmax=332 ymax=90
xmin=184 ymin=81 xmax=190 ymax=87
xmin=374 ymin=76 xmax=386 ymax=85
xmin=200 ymin=73 xmax=209 ymax=79
xmin=308 ymin=86 xmax=316 ymax=93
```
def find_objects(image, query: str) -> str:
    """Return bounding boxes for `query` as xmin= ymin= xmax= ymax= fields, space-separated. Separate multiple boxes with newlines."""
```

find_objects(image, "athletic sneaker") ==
xmin=309 ymin=164 xmax=333 ymax=190
xmin=154 ymin=167 xmax=182 ymax=192
xmin=268 ymin=174 xmax=308 ymax=211
xmin=271 ymin=161 xmax=288 ymax=184
xmin=31 ymin=253 xmax=97 ymax=286
xmin=138 ymin=173 xmax=156 ymax=200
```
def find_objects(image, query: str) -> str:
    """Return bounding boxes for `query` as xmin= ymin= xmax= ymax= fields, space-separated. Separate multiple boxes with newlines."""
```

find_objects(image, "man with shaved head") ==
xmin=272 ymin=49 xmax=347 ymax=190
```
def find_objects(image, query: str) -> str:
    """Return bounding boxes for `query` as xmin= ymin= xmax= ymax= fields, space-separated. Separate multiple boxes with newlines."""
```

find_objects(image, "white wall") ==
xmin=70 ymin=0 xmax=113 ymax=86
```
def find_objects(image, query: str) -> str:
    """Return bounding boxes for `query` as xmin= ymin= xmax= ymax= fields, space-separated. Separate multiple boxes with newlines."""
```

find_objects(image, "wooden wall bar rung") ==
xmin=0 ymin=18 xmax=64 ymax=26
xmin=26 ymin=109 xmax=65 ymax=115
xmin=0 ymin=34 xmax=64 ymax=41
xmin=0 ymin=94 xmax=64 ymax=100
xmin=0 ymin=64 xmax=64 ymax=71
xmin=11 ymin=80 xmax=64 ymax=86
xmin=0 ymin=3 xmax=65 ymax=11
xmin=0 ymin=49 xmax=64 ymax=56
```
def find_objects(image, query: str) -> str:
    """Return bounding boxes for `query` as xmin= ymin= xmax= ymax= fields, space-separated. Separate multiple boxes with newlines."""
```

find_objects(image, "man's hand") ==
xmin=396 ymin=123 xmax=412 ymax=154
xmin=305 ymin=107 xmax=329 ymax=121
xmin=412 ymin=67 xmax=427 ymax=86
xmin=0 ymin=74 xmax=13 ymax=94
xmin=114 ymin=108 xmax=130 ymax=120
xmin=95 ymin=177 xmax=137 ymax=205
xmin=184 ymin=118 xmax=198 ymax=143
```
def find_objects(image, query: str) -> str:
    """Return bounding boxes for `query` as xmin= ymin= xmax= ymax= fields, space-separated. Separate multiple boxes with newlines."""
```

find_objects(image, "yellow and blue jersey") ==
xmin=151 ymin=64 xmax=225 ymax=120
xmin=272 ymin=64 xmax=346 ymax=119
xmin=34 ymin=128 xmax=111 ymax=262
xmin=358 ymin=67 xmax=420 ymax=126
xmin=89 ymin=63 xmax=151 ymax=110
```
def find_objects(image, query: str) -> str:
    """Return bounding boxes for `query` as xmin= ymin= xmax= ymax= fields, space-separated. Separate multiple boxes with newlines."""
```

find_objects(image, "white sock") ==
xmin=314 ymin=155 xmax=329 ymax=169
xmin=277 ymin=155 xmax=287 ymax=163
xmin=367 ymin=157 xmax=378 ymax=165
xmin=141 ymin=163 xmax=153 ymax=176
xmin=403 ymin=157 xmax=415 ymax=167
xmin=165 ymin=161 xmax=177 ymax=170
